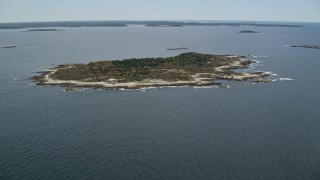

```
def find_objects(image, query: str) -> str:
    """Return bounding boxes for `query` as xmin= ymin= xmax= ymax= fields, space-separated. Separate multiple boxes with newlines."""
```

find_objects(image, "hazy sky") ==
xmin=0 ymin=0 xmax=319 ymax=23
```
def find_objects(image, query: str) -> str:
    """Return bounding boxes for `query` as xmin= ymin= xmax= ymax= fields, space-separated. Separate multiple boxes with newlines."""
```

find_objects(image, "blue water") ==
xmin=1 ymin=23 xmax=320 ymax=179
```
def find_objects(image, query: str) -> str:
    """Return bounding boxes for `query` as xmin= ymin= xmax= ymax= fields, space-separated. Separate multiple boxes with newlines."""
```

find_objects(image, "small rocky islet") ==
xmin=31 ymin=52 xmax=272 ymax=90
xmin=1 ymin=45 xmax=16 ymax=48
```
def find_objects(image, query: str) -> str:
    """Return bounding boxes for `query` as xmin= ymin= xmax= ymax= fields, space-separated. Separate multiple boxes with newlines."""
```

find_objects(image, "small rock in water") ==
xmin=218 ymin=84 xmax=229 ymax=88
xmin=64 ymin=87 xmax=78 ymax=92
xmin=250 ymin=79 xmax=272 ymax=84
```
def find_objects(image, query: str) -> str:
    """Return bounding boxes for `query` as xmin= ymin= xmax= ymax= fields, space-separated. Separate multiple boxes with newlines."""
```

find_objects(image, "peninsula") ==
xmin=31 ymin=52 xmax=271 ymax=89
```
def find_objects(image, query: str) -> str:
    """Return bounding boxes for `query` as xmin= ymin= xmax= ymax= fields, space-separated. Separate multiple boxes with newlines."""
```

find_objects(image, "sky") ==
xmin=0 ymin=0 xmax=319 ymax=23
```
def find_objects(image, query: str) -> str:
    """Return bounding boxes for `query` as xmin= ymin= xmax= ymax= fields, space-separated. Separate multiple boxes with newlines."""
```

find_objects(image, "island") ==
xmin=166 ymin=47 xmax=189 ymax=51
xmin=23 ymin=29 xmax=63 ymax=32
xmin=290 ymin=45 xmax=320 ymax=49
xmin=31 ymin=52 xmax=271 ymax=90
xmin=238 ymin=30 xmax=260 ymax=33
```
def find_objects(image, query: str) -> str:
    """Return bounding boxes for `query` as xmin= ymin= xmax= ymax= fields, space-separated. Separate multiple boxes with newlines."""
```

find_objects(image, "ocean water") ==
xmin=0 ymin=23 xmax=320 ymax=180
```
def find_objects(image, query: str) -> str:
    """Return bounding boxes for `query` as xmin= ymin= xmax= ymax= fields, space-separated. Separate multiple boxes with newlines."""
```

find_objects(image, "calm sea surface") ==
xmin=1 ymin=23 xmax=320 ymax=179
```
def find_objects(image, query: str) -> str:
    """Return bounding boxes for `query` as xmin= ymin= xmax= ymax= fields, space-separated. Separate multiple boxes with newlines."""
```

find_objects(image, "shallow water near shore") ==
xmin=1 ymin=23 xmax=320 ymax=179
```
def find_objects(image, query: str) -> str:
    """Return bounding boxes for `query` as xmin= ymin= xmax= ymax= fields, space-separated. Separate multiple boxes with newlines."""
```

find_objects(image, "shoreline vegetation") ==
xmin=31 ymin=52 xmax=271 ymax=90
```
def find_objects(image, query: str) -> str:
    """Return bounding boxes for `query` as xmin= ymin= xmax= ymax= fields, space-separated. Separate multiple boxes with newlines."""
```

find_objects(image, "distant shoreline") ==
xmin=0 ymin=21 xmax=303 ymax=29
